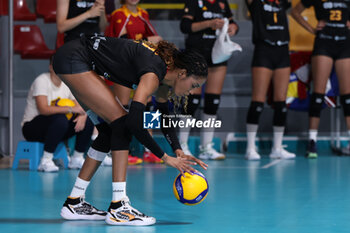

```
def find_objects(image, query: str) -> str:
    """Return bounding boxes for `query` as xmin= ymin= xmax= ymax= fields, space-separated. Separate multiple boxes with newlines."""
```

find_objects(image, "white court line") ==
xmin=261 ymin=160 xmax=281 ymax=169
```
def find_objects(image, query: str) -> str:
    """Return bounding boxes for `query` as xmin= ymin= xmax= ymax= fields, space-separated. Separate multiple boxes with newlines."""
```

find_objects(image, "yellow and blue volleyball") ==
xmin=52 ymin=98 xmax=75 ymax=120
xmin=173 ymin=172 xmax=209 ymax=205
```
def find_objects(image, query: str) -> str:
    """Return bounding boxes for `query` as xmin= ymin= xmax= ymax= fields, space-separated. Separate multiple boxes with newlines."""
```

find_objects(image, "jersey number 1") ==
xmin=273 ymin=12 xmax=278 ymax=23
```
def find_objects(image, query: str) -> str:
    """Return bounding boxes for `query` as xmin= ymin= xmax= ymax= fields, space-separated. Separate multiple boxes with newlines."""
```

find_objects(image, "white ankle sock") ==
xmin=72 ymin=151 xmax=84 ymax=158
xmin=200 ymin=113 xmax=216 ymax=147
xmin=246 ymin=124 xmax=258 ymax=151
xmin=309 ymin=130 xmax=318 ymax=142
xmin=273 ymin=126 xmax=284 ymax=150
xmin=112 ymin=182 xmax=126 ymax=201
xmin=70 ymin=177 xmax=90 ymax=198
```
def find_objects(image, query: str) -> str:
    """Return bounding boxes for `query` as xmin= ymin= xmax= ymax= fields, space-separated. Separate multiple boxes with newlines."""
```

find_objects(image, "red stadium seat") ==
xmin=14 ymin=25 xmax=55 ymax=59
xmin=0 ymin=0 xmax=36 ymax=21
xmin=36 ymin=0 xmax=57 ymax=23
xmin=55 ymin=31 xmax=65 ymax=49
xmin=0 ymin=0 xmax=7 ymax=15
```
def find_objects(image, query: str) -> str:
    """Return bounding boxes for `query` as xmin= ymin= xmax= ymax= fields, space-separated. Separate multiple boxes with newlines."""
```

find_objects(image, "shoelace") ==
xmin=78 ymin=197 xmax=94 ymax=211
xmin=121 ymin=199 xmax=146 ymax=217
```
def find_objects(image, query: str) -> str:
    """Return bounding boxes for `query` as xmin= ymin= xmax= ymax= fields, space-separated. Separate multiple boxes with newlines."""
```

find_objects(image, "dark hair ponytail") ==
xmin=144 ymin=40 xmax=208 ymax=79
xmin=173 ymin=49 xmax=208 ymax=78
xmin=154 ymin=40 xmax=178 ymax=68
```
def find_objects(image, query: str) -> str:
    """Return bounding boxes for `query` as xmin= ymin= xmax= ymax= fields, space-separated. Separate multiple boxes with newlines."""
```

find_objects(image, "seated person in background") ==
xmin=21 ymin=58 xmax=94 ymax=172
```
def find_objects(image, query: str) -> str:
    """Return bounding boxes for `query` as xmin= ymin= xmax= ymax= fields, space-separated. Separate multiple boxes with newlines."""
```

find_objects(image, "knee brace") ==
xmin=145 ymin=101 xmax=154 ymax=111
xmin=204 ymin=93 xmax=221 ymax=115
xmin=110 ymin=115 xmax=132 ymax=151
xmin=183 ymin=94 xmax=201 ymax=115
xmin=91 ymin=122 xmax=111 ymax=153
xmin=273 ymin=101 xmax=287 ymax=126
xmin=340 ymin=94 xmax=350 ymax=116
xmin=246 ymin=101 xmax=264 ymax=124
xmin=309 ymin=93 xmax=324 ymax=118
xmin=87 ymin=147 xmax=107 ymax=162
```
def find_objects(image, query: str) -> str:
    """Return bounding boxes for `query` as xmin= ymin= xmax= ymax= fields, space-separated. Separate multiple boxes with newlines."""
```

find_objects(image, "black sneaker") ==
xmin=60 ymin=197 xmax=106 ymax=220
xmin=306 ymin=140 xmax=318 ymax=159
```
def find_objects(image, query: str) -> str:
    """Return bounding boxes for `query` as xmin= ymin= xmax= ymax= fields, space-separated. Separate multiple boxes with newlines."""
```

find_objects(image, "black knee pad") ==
xmin=246 ymin=101 xmax=264 ymax=124
xmin=145 ymin=101 xmax=154 ymax=111
xmin=204 ymin=93 xmax=221 ymax=115
xmin=309 ymin=93 xmax=324 ymax=118
xmin=182 ymin=94 xmax=201 ymax=115
xmin=110 ymin=115 xmax=132 ymax=151
xmin=91 ymin=122 xmax=111 ymax=153
xmin=273 ymin=101 xmax=287 ymax=126
xmin=340 ymin=94 xmax=350 ymax=116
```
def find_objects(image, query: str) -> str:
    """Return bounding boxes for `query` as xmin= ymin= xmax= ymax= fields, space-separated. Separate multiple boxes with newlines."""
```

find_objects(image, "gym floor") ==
xmin=1 ymin=155 xmax=350 ymax=233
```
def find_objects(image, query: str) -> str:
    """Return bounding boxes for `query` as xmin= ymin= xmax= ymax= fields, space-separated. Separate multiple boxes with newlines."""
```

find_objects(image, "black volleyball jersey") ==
xmin=301 ymin=0 xmax=350 ymax=40
xmin=247 ymin=0 xmax=290 ymax=46
xmin=183 ymin=0 xmax=233 ymax=49
xmin=65 ymin=0 xmax=100 ymax=43
xmin=82 ymin=35 xmax=167 ymax=88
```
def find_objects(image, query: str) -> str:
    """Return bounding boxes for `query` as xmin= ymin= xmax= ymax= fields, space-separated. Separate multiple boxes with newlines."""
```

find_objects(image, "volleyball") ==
xmin=53 ymin=98 xmax=75 ymax=120
xmin=173 ymin=172 xmax=209 ymax=205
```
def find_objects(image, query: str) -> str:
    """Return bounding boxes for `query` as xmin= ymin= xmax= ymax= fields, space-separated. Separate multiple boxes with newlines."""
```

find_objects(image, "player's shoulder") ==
xmin=111 ymin=7 xmax=128 ymax=18
xmin=138 ymin=7 xmax=149 ymax=16
xmin=34 ymin=73 xmax=50 ymax=84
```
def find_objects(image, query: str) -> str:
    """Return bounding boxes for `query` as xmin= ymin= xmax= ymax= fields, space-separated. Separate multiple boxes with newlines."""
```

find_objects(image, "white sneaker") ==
xmin=101 ymin=155 xmax=112 ymax=166
xmin=105 ymin=197 xmax=156 ymax=226
xmin=68 ymin=155 xmax=84 ymax=169
xmin=269 ymin=148 xmax=296 ymax=159
xmin=38 ymin=158 xmax=59 ymax=172
xmin=61 ymin=196 xmax=107 ymax=220
xmin=198 ymin=143 xmax=225 ymax=160
xmin=181 ymin=142 xmax=193 ymax=156
xmin=245 ymin=149 xmax=261 ymax=160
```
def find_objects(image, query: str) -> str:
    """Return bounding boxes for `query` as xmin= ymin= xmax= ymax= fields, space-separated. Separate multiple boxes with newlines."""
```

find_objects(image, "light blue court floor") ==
xmin=2 ymin=155 xmax=350 ymax=233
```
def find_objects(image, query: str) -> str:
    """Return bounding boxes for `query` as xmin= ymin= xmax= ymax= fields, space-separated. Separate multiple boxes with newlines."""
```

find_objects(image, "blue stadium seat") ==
xmin=12 ymin=141 xmax=69 ymax=170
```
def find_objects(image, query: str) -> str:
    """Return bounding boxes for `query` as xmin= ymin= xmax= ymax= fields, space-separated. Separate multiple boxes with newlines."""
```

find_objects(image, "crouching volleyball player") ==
xmin=53 ymin=35 xmax=208 ymax=225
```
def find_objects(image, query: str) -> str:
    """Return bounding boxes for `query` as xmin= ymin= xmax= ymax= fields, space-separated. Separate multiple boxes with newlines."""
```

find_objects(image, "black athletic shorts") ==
xmin=53 ymin=39 xmax=92 ymax=75
xmin=252 ymin=42 xmax=290 ymax=69
xmin=312 ymin=37 xmax=350 ymax=60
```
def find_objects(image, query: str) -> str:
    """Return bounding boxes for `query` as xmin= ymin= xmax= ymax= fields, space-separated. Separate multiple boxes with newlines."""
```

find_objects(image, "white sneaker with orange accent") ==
xmin=105 ymin=197 xmax=156 ymax=226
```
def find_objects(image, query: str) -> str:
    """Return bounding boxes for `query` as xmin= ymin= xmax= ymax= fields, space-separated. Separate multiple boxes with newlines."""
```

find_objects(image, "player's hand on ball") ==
xmin=175 ymin=149 xmax=208 ymax=170
xmin=162 ymin=154 xmax=198 ymax=175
